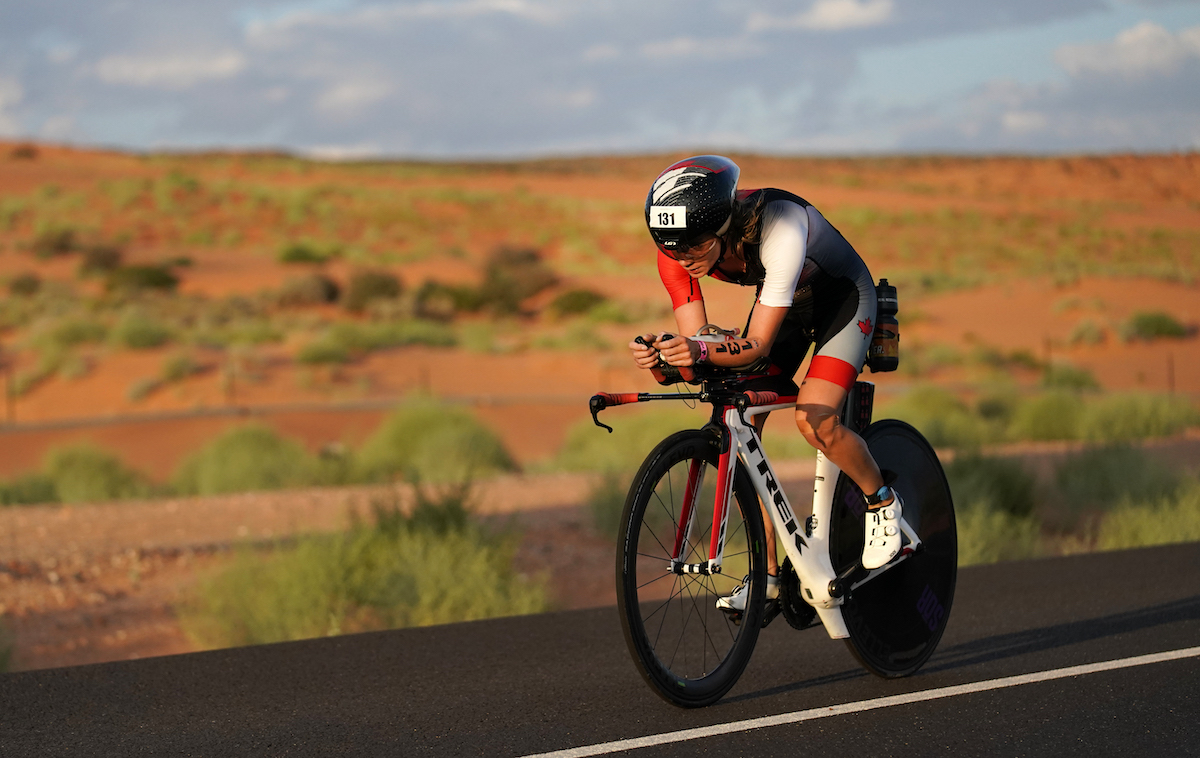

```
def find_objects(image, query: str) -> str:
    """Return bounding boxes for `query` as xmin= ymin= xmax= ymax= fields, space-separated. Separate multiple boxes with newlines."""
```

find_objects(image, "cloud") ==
xmin=639 ymin=36 xmax=757 ymax=60
xmin=315 ymin=79 xmax=392 ymax=115
xmin=247 ymin=0 xmax=562 ymax=41
xmin=1056 ymin=21 xmax=1200 ymax=78
xmin=0 ymin=77 xmax=23 ymax=136
xmin=94 ymin=51 xmax=247 ymax=89
xmin=747 ymin=0 xmax=894 ymax=32
xmin=886 ymin=21 xmax=1200 ymax=152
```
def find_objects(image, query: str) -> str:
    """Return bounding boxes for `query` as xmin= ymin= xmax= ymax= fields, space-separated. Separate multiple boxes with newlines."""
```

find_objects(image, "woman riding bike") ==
xmin=629 ymin=155 xmax=901 ymax=614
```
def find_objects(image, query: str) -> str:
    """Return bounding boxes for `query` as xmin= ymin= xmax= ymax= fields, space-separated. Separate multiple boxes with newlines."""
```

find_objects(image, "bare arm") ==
xmin=656 ymin=301 xmax=788 ymax=368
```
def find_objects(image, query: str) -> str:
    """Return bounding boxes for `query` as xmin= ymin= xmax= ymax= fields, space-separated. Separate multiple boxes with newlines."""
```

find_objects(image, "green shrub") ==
xmin=478 ymin=247 xmax=557 ymax=315
xmin=878 ymin=386 xmax=991 ymax=449
xmin=343 ymin=269 xmax=402 ymax=312
xmin=587 ymin=472 xmax=630 ymax=539
xmin=550 ymin=288 xmax=607 ymax=317
xmin=955 ymin=506 xmax=1042 ymax=566
xmin=1053 ymin=445 xmax=1180 ymax=512
xmin=1096 ymin=481 xmax=1200 ymax=551
xmin=105 ymin=264 xmax=179 ymax=292
xmin=1079 ymin=393 xmax=1199 ymax=442
xmin=113 ymin=310 xmax=172 ymax=349
xmin=278 ymin=241 xmax=338 ymax=264
xmin=1008 ymin=391 xmax=1083 ymax=441
xmin=0 ymin=473 xmax=58 ymax=505
xmin=32 ymin=226 xmax=77 ymax=258
xmin=414 ymin=280 xmax=485 ymax=320
xmin=9 ymin=143 xmax=37 ymax=160
xmin=353 ymin=401 xmax=516 ymax=484
xmin=127 ymin=377 xmax=161 ymax=402
xmin=1122 ymin=311 xmax=1188 ymax=341
xmin=1041 ymin=363 xmax=1099 ymax=391
xmin=179 ymin=489 xmax=548 ymax=648
xmin=161 ymin=352 xmax=203 ymax=382
xmin=9 ymin=272 xmax=41 ymax=297
xmin=296 ymin=340 xmax=351 ymax=365
xmin=78 ymin=244 xmax=123 ymax=276
xmin=42 ymin=444 xmax=151 ymax=504
xmin=278 ymin=273 xmax=340 ymax=307
xmin=554 ymin=406 xmax=704 ymax=474
xmin=587 ymin=299 xmax=639 ymax=324
xmin=1068 ymin=319 xmax=1105 ymax=345
xmin=945 ymin=454 xmax=1037 ymax=519
xmin=975 ymin=388 xmax=1020 ymax=426
xmin=298 ymin=320 xmax=455 ymax=364
xmin=173 ymin=425 xmax=327 ymax=496
xmin=37 ymin=318 xmax=107 ymax=350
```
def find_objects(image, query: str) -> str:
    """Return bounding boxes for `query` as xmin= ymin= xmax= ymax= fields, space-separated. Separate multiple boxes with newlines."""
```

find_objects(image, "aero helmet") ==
xmin=645 ymin=155 xmax=740 ymax=255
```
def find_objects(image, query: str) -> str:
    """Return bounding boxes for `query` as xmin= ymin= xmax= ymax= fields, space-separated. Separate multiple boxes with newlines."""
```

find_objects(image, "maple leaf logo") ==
xmin=858 ymin=317 xmax=873 ymax=336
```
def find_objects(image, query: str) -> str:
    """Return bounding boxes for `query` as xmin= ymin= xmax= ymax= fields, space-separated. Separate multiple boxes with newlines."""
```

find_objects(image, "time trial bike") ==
xmin=589 ymin=362 xmax=957 ymax=708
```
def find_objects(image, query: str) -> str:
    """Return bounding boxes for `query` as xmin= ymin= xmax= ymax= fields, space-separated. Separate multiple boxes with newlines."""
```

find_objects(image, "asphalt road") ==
xmin=2 ymin=542 xmax=1198 ymax=757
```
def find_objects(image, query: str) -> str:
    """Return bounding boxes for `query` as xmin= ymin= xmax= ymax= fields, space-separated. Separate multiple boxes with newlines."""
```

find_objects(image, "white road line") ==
xmin=520 ymin=646 xmax=1200 ymax=758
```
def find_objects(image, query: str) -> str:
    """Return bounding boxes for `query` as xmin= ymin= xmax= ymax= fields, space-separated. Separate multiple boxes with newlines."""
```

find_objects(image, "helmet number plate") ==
xmin=649 ymin=205 xmax=687 ymax=228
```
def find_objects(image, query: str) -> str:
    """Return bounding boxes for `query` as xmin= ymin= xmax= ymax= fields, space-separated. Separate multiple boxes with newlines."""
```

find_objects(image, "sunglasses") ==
xmin=662 ymin=236 xmax=721 ymax=263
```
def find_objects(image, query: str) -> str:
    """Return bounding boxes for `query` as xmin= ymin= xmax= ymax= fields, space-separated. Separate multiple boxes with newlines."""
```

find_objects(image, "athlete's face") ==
xmin=672 ymin=236 xmax=722 ymax=279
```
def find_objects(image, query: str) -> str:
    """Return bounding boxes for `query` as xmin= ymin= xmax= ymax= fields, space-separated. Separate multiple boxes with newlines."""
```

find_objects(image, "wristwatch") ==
xmin=864 ymin=485 xmax=892 ymax=506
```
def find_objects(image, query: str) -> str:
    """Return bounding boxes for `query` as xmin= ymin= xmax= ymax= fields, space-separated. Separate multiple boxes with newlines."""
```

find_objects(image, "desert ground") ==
xmin=0 ymin=142 xmax=1196 ymax=670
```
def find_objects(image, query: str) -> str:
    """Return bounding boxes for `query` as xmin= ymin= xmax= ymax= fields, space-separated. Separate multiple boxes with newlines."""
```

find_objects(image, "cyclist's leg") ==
xmin=794 ymin=377 xmax=884 ymax=495
xmin=794 ymin=271 xmax=903 ymax=567
xmin=791 ymin=270 xmax=881 ymax=495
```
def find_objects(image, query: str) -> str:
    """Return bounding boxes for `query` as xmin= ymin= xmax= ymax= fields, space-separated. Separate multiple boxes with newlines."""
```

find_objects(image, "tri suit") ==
xmin=657 ymin=188 xmax=877 ymax=398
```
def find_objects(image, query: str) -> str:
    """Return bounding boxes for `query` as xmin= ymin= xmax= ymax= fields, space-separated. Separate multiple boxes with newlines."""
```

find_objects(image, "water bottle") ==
xmin=868 ymin=279 xmax=899 ymax=372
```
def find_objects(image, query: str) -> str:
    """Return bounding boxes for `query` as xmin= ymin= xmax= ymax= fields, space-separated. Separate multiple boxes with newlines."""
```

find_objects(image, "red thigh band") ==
xmin=805 ymin=355 xmax=859 ymax=391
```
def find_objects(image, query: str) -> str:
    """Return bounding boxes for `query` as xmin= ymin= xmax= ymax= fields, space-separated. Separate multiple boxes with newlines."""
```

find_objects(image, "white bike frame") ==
xmin=677 ymin=392 xmax=922 ymax=640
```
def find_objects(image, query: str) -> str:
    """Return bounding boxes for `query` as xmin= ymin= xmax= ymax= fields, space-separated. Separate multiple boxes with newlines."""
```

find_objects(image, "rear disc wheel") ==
xmin=830 ymin=420 xmax=957 ymax=678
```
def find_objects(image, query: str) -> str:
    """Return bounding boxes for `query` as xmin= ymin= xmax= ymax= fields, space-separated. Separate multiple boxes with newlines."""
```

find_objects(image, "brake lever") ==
xmin=589 ymin=395 xmax=613 ymax=433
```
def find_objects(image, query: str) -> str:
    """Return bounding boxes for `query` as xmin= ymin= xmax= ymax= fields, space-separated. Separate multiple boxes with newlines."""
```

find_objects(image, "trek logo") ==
xmin=917 ymin=585 xmax=945 ymax=632
xmin=858 ymin=317 xmax=873 ymax=336
xmin=746 ymin=436 xmax=807 ymax=554
xmin=651 ymin=166 xmax=708 ymax=203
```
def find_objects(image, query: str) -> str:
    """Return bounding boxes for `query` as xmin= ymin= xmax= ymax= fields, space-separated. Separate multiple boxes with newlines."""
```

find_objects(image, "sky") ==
xmin=1 ymin=0 xmax=1199 ymax=158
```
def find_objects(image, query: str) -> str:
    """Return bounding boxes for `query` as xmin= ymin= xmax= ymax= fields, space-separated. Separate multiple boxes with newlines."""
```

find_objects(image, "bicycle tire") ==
xmin=830 ymin=419 xmax=957 ymax=678
xmin=616 ymin=429 xmax=768 ymax=708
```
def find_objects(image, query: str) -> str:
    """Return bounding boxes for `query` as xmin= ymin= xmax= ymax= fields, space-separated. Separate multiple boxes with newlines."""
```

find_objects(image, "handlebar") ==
xmin=589 ymin=386 xmax=786 ymax=434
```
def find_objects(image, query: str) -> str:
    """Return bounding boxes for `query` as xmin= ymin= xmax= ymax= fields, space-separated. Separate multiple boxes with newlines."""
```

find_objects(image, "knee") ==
xmin=795 ymin=407 xmax=841 ymax=451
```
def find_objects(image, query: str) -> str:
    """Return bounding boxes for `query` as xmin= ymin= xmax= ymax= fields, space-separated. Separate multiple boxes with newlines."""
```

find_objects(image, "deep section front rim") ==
xmin=616 ymin=429 xmax=767 ymax=708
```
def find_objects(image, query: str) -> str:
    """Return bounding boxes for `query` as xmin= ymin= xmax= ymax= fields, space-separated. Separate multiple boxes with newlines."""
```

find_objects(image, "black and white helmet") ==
xmin=645 ymin=155 xmax=740 ymax=255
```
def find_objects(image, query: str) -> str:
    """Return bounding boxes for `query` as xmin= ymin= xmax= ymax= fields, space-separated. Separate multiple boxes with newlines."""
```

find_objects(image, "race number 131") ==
xmin=649 ymin=205 xmax=687 ymax=228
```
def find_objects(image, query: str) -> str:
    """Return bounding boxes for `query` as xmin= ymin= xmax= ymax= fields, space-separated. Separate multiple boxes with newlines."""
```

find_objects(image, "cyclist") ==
xmin=629 ymin=155 xmax=901 ymax=615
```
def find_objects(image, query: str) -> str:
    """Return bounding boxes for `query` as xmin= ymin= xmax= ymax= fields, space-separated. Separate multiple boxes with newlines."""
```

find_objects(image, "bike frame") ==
xmin=680 ymin=394 xmax=922 ymax=640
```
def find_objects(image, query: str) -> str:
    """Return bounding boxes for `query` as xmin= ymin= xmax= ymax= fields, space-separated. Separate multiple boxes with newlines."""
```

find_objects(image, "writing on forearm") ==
xmin=713 ymin=337 xmax=762 ymax=364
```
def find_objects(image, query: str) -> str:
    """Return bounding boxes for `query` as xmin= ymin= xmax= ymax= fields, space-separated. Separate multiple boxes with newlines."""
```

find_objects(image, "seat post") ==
xmin=841 ymin=381 xmax=875 ymax=435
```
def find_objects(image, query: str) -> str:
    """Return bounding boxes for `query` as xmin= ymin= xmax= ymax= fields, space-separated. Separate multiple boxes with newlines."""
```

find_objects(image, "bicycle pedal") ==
xmin=718 ymin=606 xmax=744 ymax=626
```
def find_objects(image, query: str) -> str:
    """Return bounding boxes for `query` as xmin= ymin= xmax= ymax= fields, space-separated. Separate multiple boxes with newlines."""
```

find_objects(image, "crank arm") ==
xmin=828 ymin=516 xmax=922 ymax=598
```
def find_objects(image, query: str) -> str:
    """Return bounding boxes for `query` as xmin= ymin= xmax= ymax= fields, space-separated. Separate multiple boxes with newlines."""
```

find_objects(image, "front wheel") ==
xmin=616 ymin=429 xmax=768 ymax=708
xmin=830 ymin=419 xmax=957 ymax=678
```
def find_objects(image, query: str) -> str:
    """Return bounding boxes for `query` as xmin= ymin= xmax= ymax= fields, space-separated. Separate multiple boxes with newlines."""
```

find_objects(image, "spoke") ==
xmin=649 ymin=573 xmax=685 ymax=650
xmin=640 ymin=509 xmax=674 ymax=562
xmin=667 ymin=575 xmax=702 ymax=670
xmin=635 ymin=570 xmax=676 ymax=592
